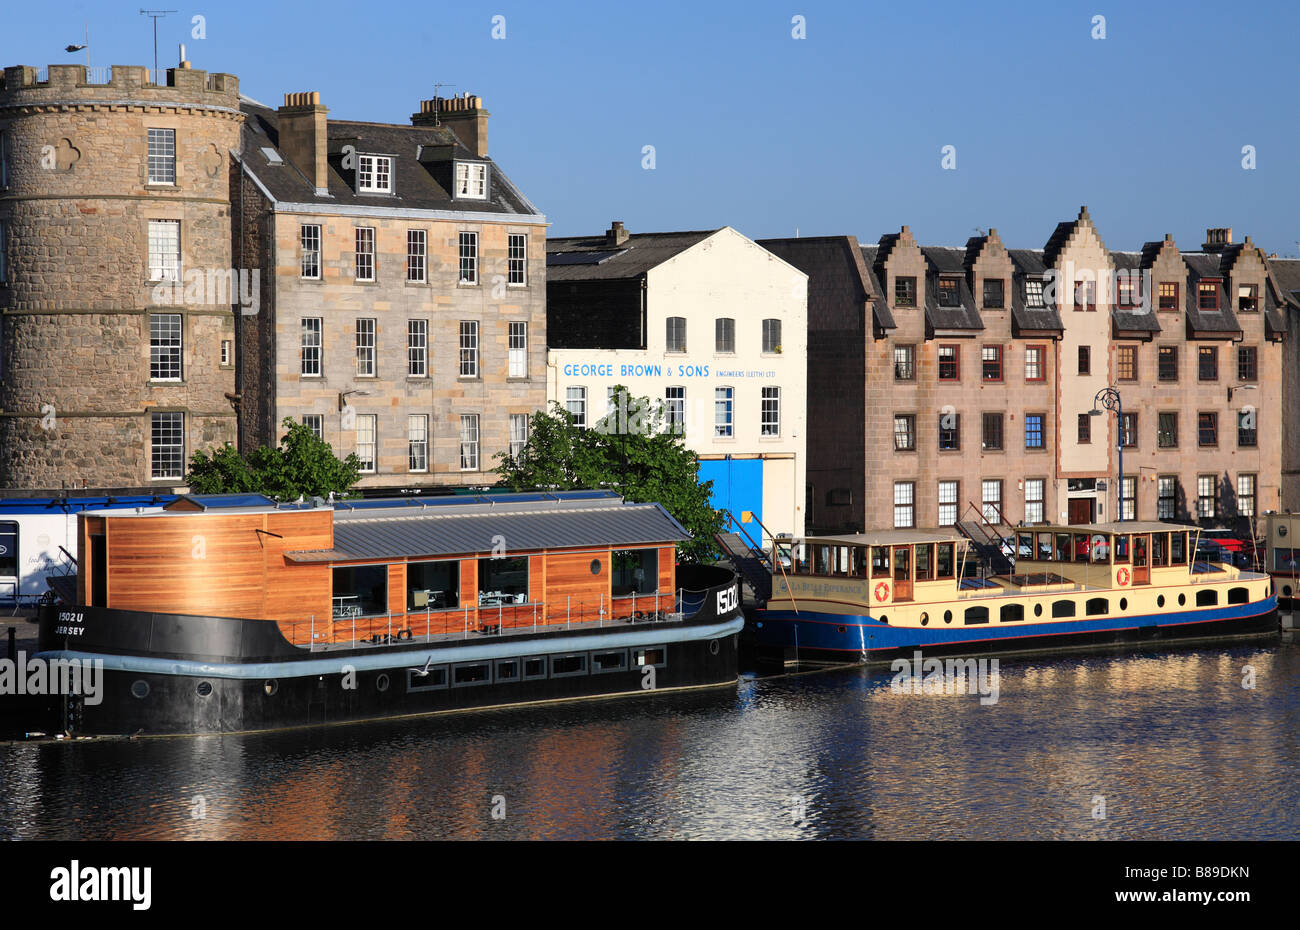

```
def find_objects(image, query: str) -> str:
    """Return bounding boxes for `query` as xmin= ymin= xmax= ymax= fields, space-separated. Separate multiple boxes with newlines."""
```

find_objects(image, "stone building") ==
xmin=765 ymin=209 xmax=1293 ymax=535
xmin=547 ymin=223 xmax=808 ymax=538
xmin=233 ymin=91 xmax=547 ymax=489
xmin=0 ymin=63 xmax=242 ymax=491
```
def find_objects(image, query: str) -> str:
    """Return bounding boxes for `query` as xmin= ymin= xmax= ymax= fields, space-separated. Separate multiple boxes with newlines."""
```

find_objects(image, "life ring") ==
xmin=874 ymin=581 xmax=890 ymax=602
xmin=1116 ymin=567 xmax=1130 ymax=586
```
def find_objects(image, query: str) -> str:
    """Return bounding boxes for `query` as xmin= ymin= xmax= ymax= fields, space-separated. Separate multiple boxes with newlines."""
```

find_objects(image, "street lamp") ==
xmin=1089 ymin=386 xmax=1124 ymax=522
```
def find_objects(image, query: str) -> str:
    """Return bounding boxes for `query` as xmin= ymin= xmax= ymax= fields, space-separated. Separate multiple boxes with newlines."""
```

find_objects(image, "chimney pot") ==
xmin=607 ymin=221 xmax=629 ymax=246
xmin=277 ymin=91 xmax=329 ymax=194
xmin=1202 ymin=227 xmax=1233 ymax=252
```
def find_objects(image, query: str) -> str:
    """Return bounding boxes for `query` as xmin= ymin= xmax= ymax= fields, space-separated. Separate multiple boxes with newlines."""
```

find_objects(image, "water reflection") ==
xmin=1 ymin=643 xmax=1297 ymax=840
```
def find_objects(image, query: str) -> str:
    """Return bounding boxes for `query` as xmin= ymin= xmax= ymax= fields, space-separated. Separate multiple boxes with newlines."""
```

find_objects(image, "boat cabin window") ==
xmin=793 ymin=543 xmax=809 ymax=574
xmin=893 ymin=546 xmax=911 ymax=583
xmin=1152 ymin=533 xmax=1168 ymax=567
xmin=936 ymin=542 xmax=955 ymax=579
xmin=407 ymin=560 xmax=460 ymax=611
xmin=1073 ymin=534 xmax=1090 ymax=563
xmin=1055 ymin=533 xmax=1070 ymax=562
xmin=1001 ymin=603 xmax=1024 ymax=622
xmin=1017 ymin=533 xmax=1033 ymax=560
xmin=853 ymin=547 xmax=868 ymax=578
xmin=1085 ymin=597 xmax=1108 ymax=616
xmin=964 ymin=606 xmax=989 ymax=625
xmin=813 ymin=545 xmax=833 ymax=576
xmin=613 ymin=549 xmax=658 ymax=595
xmin=479 ymin=555 xmax=529 ymax=605
xmin=333 ymin=564 xmax=389 ymax=617
xmin=1036 ymin=533 xmax=1054 ymax=561
xmin=915 ymin=544 xmax=934 ymax=582
xmin=834 ymin=546 xmax=852 ymax=577
xmin=1171 ymin=532 xmax=1187 ymax=565
xmin=1052 ymin=600 xmax=1076 ymax=618
xmin=871 ymin=547 xmax=890 ymax=578
xmin=1114 ymin=534 xmax=1130 ymax=563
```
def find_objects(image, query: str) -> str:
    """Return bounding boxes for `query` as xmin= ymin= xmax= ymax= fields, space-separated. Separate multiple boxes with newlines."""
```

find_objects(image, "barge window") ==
xmin=1228 ymin=587 xmax=1249 ymax=605
xmin=479 ymin=555 xmax=529 ymax=604
xmin=871 ymin=547 xmax=890 ymax=578
xmin=853 ymin=547 xmax=868 ymax=578
xmin=333 ymin=564 xmax=388 ymax=617
xmin=523 ymin=658 xmax=547 ymax=680
xmin=1055 ymin=534 xmax=1070 ymax=562
xmin=591 ymin=650 xmax=628 ymax=673
xmin=833 ymin=546 xmax=851 ymax=577
xmin=1171 ymin=533 xmax=1187 ymax=565
xmin=1275 ymin=548 xmax=1298 ymax=572
xmin=1036 ymin=533 xmax=1053 ymax=560
xmin=1017 ymin=533 xmax=1033 ymax=559
xmin=1196 ymin=589 xmax=1218 ymax=607
xmin=1114 ymin=535 xmax=1129 ymax=563
xmin=633 ymin=647 xmax=667 ymax=668
xmin=964 ymin=606 xmax=989 ymax=625
xmin=1074 ymin=534 xmax=1089 ymax=563
xmin=496 ymin=660 xmax=520 ymax=681
xmin=408 ymin=560 xmax=459 ymax=611
xmin=452 ymin=663 xmax=492 ymax=686
xmin=813 ymin=545 xmax=832 ymax=576
xmin=1152 ymin=533 xmax=1168 ymax=567
xmin=0 ymin=522 xmax=16 ymax=577
xmin=936 ymin=543 xmax=955 ymax=579
xmin=1000 ymin=604 xmax=1024 ymax=622
xmin=613 ymin=549 xmax=658 ymax=595
xmin=550 ymin=654 xmax=588 ymax=677
xmin=1052 ymin=600 xmax=1076 ymax=618
xmin=915 ymin=544 xmax=934 ymax=581
xmin=1085 ymin=598 xmax=1108 ymax=616
xmin=407 ymin=667 xmax=448 ymax=691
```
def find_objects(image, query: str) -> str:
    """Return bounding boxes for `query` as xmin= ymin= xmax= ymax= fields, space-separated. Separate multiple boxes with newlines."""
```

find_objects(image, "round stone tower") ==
xmin=0 ymin=62 xmax=243 ymax=491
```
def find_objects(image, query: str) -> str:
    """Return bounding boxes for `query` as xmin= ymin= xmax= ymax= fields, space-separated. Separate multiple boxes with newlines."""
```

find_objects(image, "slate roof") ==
xmin=756 ymin=236 xmax=894 ymax=331
xmin=922 ymin=247 xmax=983 ymax=333
xmin=1180 ymin=253 xmax=1243 ymax=337
xmin=1265 ymin=257 xmax=1300 ymax=337
xmin=286 ymin=496 xmax=689 ymax=562
xmin=237 ymin=98 xmax=542 ymax=218
xmin=1007 ymin=249 xmax=1063 ymax=334
xmin=1109 ymin=251 xmax=1162 ymax=336
xmin=545 ymin=230 xmax=717 ymax=282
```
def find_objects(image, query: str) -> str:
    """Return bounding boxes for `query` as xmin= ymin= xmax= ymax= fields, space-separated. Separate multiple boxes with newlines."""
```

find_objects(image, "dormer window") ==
xmin=455 ymin=162 xmax=488 ymax=199
xmin=1025 ymin=278 xmax=1045 ymax=308
xmin=357 ymin=155 xmax=393 ymax=193
xmin=1116 ymin=270 xmax=1141 ymax=308
xmin=1237 ymin=283 xmax=1258 ymax=312
xmin=1198 ymin=280 xmax=1219 ymax=311
xmin=937 ymin=277 xmax=961 ymax=308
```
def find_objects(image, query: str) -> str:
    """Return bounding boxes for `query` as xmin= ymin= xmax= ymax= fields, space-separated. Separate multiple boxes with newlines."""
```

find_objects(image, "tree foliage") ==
xmin=187 ymin=418 xmax=363 ymax=499
xmin=494 ymin=387 xmax=723 ymax=562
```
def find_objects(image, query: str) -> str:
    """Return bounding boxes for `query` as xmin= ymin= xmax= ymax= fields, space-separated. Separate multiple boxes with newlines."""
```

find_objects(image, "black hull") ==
xmin=17 ymin=565 xmax=744 ymax=737
xmin=757 ymin=608 xmax=1280 ymax=667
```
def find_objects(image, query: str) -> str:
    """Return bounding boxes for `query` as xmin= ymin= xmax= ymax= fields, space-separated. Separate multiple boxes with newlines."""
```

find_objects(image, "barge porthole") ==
xmin=131 ymin=680 xmax=150 ymax=699
xmin=837 ymin=625 xmax=847 ymax=634
xmin=1157 ymin=595 xmax=1165 ymax=608
xmin=919 ymin=612 xmax=929 ymax=626
xmin=376 ymin=673 xmax=391 ymax=692
xmin=590 ymin=559 xmax=602 ymax=575
xmin=196 ymin=681 xmax=213 ymax=698
xmin=943 ymin=610 xmax=952 ymax=624
xmin=1120 ymin=598 xmax=1128 ymax=611
xmin=1178 ymin=593 xmax=1186 ymax=606
xmin=1033 ymin=603 xmax=1043 ymax=617
xmin=264 ymin=679 xmax=278 ymax=696
xmin=879 ymin=615 xmax=888 ymax=625
xmin=708 ymin=639 xmax=720 ymax=656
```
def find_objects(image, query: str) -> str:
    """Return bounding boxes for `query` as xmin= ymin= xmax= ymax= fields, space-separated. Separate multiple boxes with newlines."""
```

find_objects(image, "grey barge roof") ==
xmin=286 ymin=494 xmax=689 ymax=562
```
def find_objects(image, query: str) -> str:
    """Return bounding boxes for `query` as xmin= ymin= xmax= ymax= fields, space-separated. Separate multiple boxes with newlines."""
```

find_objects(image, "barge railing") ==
xmin=286 ymin=586 xmax=711 ymax=650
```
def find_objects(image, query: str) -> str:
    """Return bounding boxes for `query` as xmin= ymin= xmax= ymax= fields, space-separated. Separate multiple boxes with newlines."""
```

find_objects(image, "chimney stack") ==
xmin=606 ymin=221 xmax=629 ymax=246
xmin=1203 ymin=227 xmax=1233 ymax=252
xmin=278 ymin=91 xmax=329 ymax=196
xmin=412 ymin=93 xmax=489 ymax=157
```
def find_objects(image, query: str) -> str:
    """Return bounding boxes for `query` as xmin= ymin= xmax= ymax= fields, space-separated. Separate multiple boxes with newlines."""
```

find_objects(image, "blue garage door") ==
xmin=698 ymin=458 xmax=763 ymax=525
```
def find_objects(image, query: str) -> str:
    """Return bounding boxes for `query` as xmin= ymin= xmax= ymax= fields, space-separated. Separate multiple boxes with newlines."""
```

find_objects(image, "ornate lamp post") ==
xmin=1089 ymin=387 xmax=1124 ymax=522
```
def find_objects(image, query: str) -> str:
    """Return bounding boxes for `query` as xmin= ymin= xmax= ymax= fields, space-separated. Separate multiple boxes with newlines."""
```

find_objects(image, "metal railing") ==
xmin=281 ymin=589 xmax=688 ymax=650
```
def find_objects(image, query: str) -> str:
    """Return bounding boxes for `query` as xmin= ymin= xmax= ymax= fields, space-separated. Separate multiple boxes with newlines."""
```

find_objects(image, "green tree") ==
xmin=187 ymin=418 xmax=362 ymax=499
xmin=495 ymin=387 xmax=723 ymax=562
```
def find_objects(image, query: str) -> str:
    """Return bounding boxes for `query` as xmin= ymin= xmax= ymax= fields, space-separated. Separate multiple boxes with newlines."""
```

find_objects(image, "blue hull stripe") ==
xmin=754 ymin=598 xmax=1276 ymax=652
xmin=34 ymin=616 xmax=745 ymax=680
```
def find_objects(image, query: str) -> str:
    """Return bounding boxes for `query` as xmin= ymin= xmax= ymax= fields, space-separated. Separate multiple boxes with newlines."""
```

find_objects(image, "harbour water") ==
xmin=2 ymin=639 xmax=1298 ymax=840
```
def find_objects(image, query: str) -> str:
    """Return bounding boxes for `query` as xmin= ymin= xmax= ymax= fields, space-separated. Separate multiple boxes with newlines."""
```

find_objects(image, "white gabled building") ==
xmin=546 ymin=223 xmax=808 ymax=540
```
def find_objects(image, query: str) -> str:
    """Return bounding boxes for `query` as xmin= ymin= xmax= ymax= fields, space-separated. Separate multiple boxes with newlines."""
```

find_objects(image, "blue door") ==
xmin=698 ymin=458 xmax=763 ymax=525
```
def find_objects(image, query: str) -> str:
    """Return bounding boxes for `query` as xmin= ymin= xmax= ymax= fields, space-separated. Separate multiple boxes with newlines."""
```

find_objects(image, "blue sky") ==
xmin=4 ymin=0 xmax=1298 ymax=253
